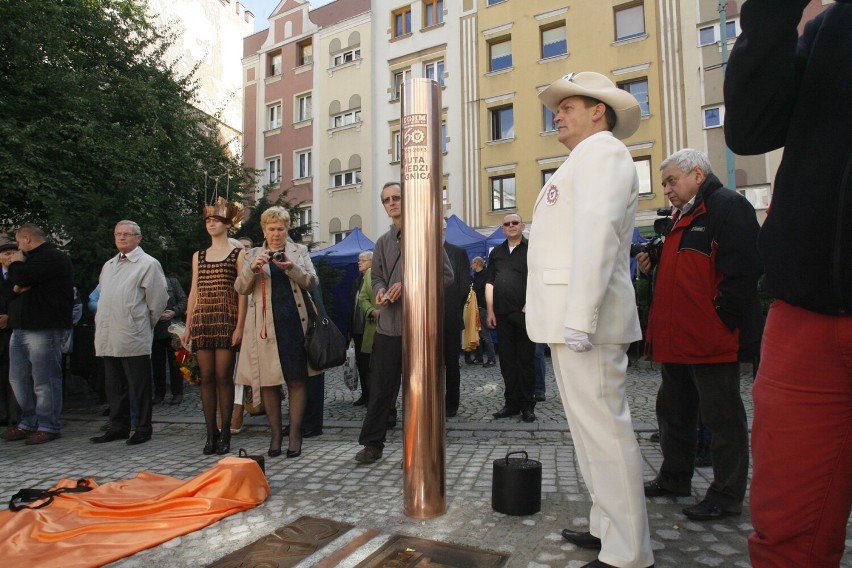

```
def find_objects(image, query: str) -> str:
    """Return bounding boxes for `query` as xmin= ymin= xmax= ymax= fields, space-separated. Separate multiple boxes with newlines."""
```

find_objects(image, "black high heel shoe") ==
xmin=215 ymin=431 xmax=231 ymax=455
xmin=268 ymin=445 xmax=282 ymax=457
xmin=286 ymin=438 xmax=302 ymax=458
xmin=203 ymin=431 xmax=219 ymax=455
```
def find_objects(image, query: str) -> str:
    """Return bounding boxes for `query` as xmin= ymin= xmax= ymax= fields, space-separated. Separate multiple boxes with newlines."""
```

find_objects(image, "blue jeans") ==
xmin=9 ymin=329 xmax=65 ymax=433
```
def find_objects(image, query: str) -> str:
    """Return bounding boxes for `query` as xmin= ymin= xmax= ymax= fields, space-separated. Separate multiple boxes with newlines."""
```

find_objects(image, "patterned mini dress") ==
xmin=190 ymin=247 xmax=239 ymax=350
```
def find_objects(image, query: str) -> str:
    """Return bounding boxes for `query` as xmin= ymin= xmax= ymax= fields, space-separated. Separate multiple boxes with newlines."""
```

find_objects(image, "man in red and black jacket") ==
xmin=637 ymin=149 xmax=763 ymax=523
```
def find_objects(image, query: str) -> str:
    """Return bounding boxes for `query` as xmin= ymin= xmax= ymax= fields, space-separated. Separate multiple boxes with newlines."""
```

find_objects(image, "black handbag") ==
xmin=9 ymin=478 xmax=94 ymax=512
xmin=302 ymin=289 xmax=347 ymax=370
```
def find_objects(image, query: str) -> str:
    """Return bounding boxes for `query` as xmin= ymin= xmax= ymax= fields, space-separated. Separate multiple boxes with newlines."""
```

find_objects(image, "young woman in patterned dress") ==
xmin=182 ymin=201 xmax=246 ymax=455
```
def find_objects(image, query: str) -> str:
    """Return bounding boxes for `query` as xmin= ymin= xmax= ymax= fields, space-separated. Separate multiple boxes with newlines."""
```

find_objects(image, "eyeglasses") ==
xmin=382 ymin=194 xmax=402 ymax=204
xmin=502 ymin=220 xmax=521 ymax=227
xmin=114 ymin=232 xmax=139 ymax=238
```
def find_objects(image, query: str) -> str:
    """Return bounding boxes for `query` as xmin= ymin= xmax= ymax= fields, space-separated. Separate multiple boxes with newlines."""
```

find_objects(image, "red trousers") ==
xmin=749 ymin=300 xmax=852 ymax=567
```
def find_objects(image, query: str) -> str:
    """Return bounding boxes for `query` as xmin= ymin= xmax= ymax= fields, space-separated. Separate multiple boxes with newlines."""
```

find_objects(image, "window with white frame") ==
xmin=269 ymin=53 xmax=282 ymax=76
xmin=490 ymin=105 xmax=515 ymax=141
xmin=703 ymin=106 xmax=724 ymax=128
xmin=487 ymin=0 xmax=506 ymax=5
xmin=542 ymin=105 xmax=556 ymax=132
xmin=392 ymin=131 xmax=401 ymax=162
xmin=392 ymin=5 xmax=412 ymax=38
xmin=491 ymin=175 xmax=516 ymax=211
xmin=267 ymin=157 xmax=281 ymax=185
xmin=541 ymin=24 xmax=567 ymax=59
xmin=332 ymin=169 xmax=362 ymax=188
xmin=489 ymin=38 xmax=512 ymax=72
xmin=614 ymin=3 xmax=645 ymax=41
xmin=333 ymin=230 xmax=352 ymax=244
xmin=423 ymin=0 xmax=444 ymax=27
xmin=441 ymin=121 xmax=447 ymax=153
xmin=392 ymin=69 xmax=411 ymax=100
xmin=618 ymin=78 xmax=650 ymax=116
xmin=332 ymin=110 xmax=361 ymax=128
xmin=424 ymin=60 xmax=445 ymax=87
xmin=698 ymin=19 xmax=740 ymax=46
xmin=296 ymin=93 xmax=312 ymax=122
xmin=267 ymin=103 xmax=281 ymax=130
xmin=634 ymin=157 xmax=653 ymax=195
xmin=332 ymin=48 xmax=361 ymax=67
xmin=295 ymin=150 xmax=311 ymax=179
xmin=298 ymin=42 xmax=313 ymax=66
xmin=542 ymin=168 xmax=557 ymax=185
xmin=295 ymin=207 xmax=312 ymax=229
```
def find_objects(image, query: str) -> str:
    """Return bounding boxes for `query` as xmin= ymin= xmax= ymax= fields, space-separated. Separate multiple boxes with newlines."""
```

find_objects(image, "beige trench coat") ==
xmin=234 ymin=240 xmax=321 ymax=406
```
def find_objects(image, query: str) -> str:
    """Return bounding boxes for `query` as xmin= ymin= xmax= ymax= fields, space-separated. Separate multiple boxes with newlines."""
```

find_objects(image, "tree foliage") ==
xmin=0 ymin=0 xmax=257 ymax=292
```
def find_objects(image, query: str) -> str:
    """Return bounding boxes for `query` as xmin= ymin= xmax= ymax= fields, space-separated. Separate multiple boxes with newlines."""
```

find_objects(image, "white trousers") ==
xmin=550 ymin=343 xmax=654 ymax=568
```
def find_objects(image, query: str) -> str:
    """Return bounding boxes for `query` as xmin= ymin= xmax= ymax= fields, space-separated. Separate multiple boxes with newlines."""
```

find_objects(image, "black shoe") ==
xmin=286 ymin=446 xmax=302 ymax=458
xmin=561 ymin=529 xmax=601 ymax=549
xmin=493 ymin=406 xmax=520 ymax=419
xmin=169 ymin=393 xmax=183 ymax=406
xmin=649 ymin=431 xmax=660 ymax=443
xmin=152 ymin=395 xmax=165 ymax=405
xmin=302 ymin=428 xmax=323 ymax=439
xmin=268 ymin=446 xmax=282 ymax=457
xmin=644 ymin=478 xmax=690 ymax=497
xmin=521 ymin=409 xmax=536 ymax=423
xmin=473 ymin=358 xmax=483 ymax=365
xmin=203 ymin=431 xmax=219 ymax=455
xmin=534 ymin=391 xmax=546 ymax=402
xmin=91 ymin=429 xmax=130 ymax=443
xmin=127 ymin=431 xmax=151 ymax=445
xmin=353 ymin=396 xmax=368 ymax=407
xmin=483 ymin=360 xmax=496 ymax=368
xmin=215 ymin=432 xmax=231 ymax=455
xmin=682 ymin=500 xmax=741 ymax=521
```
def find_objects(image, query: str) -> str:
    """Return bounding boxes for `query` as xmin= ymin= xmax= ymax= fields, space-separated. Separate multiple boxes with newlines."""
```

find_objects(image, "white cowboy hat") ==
xmin=538 ymin=71 xmax=641 ymax=140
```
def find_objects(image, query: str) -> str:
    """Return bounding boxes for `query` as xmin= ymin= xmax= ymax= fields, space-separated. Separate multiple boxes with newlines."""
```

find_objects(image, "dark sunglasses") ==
xmin=382 ymin=194 xmax=401 ymax=204
xmin=502 ymin=220 xmax=520 ymax=227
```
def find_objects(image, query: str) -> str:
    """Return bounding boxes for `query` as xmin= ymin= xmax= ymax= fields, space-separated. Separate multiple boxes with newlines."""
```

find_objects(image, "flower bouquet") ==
xmin=168 ymin=321 xmax=199 ymax=384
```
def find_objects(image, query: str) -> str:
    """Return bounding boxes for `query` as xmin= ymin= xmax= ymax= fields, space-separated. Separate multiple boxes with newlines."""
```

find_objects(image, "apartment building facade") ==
xmin=147 ymin=0 xmax=253 ymax=157
xmin=470 ymin=0 xmax=669 ymax=231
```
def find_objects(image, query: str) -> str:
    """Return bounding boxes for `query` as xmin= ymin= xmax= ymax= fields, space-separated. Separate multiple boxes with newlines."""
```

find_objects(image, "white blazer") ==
xmin=525 ymin=131 xmax=641 ymax=345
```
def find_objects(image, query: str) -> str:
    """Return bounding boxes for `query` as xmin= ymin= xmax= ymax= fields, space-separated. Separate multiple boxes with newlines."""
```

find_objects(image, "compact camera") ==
xmin=268 ymin=249 xmax=287 ymax=262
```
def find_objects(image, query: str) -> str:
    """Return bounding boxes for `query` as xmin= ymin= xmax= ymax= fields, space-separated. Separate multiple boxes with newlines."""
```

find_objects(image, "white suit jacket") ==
xmin=526 ymin=131 xmax=642 ymax=345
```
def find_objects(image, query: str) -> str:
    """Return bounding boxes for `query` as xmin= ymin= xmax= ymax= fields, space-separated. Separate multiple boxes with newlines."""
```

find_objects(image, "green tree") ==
xmin=0 ymin=0 xmax=255 ymax=292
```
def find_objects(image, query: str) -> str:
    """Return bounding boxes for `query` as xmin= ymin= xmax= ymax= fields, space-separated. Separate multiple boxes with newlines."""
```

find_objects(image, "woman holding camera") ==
xmin=235 ymin=206 xmax=320 ymax=457
xmin=183 ymin=198 xmax=246 ymax=456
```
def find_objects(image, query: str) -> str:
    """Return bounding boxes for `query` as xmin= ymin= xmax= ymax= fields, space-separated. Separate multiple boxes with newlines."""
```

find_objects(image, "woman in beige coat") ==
xmin=234 ymin=207 xmax=320 ymax=457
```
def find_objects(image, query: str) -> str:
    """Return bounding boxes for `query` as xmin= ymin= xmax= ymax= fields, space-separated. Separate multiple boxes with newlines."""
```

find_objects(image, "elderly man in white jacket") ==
xmin=91 ymin=220 xmax=167 ymax=446
xmin=525 ymin=72 xmax=653 ymax=568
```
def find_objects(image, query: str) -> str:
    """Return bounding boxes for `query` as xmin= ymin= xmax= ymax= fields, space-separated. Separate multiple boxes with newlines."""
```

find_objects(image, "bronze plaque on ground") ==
xmin=356 ymin=535 xmax=509 ymax=567
xmin=208 ymin=515 xmax=353 ymax=568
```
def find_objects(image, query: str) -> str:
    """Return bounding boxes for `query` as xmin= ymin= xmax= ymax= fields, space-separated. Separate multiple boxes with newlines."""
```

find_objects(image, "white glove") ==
xmin=564 ymin=327 xmax=594 ymax=353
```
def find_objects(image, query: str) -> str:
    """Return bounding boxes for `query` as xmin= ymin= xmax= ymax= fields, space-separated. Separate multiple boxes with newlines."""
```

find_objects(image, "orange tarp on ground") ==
xmin=0 ymin=457 xmax=269 ymax=568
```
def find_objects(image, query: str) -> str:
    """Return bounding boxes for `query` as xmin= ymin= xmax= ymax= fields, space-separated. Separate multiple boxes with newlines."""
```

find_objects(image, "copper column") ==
xmin=400 ymin=78 xmax=446 ymax=519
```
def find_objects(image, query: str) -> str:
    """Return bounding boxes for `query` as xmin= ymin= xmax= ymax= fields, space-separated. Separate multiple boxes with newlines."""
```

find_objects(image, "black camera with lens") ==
xmin=629 ymin=237 xmax=664 ymax=267
xmin=268 ymin=249 xmax=287 ymax=262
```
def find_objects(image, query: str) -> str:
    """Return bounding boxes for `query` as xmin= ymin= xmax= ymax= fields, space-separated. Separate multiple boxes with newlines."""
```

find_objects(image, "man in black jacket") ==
xmin=724 ymin=1 xmax=852 ymax=565
xmin=1 ymin=224 xmax=74 ymax=445
xmin=0 ymin=239 xmax=20 ymax=427
xmin=443 ymin=229 xmax=471 ymax=418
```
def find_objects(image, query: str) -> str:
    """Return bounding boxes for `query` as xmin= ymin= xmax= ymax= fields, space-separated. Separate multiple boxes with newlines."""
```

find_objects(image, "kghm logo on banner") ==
xmin=402 ymin=113 xmax=431 ymax=181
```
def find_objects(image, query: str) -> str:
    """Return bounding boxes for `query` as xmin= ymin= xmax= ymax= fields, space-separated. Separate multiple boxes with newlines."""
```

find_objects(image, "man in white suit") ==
xmin=526 ymin=72 xmax=654 ymax=568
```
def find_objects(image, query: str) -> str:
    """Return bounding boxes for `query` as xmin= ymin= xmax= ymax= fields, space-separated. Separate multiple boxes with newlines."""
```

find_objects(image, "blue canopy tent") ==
xmin=630 ymin=227 xmax=648 ymax=280
xmin=444 ymin=214 xmax=487 ymax=264
xmin=486 ymin=226 xmax=506 ymax=254
xmin=310 ymin=228 xmax=375 ymax=337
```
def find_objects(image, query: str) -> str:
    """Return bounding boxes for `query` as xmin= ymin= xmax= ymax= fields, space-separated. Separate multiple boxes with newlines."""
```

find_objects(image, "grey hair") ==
xmin=115 ymin=220 xmax=141 ymax=235
xmin=660 ymin=149 xmax=713 ymax=175
xmin=358 ymin=250 xmax=373 ymax=261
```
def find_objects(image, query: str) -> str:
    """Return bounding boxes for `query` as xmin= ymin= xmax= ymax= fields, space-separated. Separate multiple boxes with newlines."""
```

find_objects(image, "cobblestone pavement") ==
xmin=2 ymin=359 xmax=850 ymax=567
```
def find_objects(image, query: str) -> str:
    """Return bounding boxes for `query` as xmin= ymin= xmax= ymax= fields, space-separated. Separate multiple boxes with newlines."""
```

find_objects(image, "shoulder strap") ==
xmin=9 ymin=479 xmax=93 ymax=512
